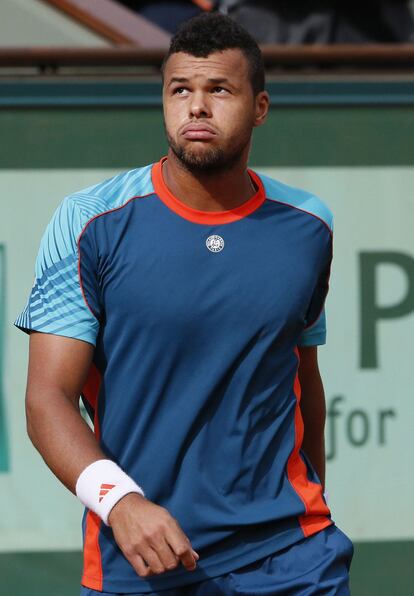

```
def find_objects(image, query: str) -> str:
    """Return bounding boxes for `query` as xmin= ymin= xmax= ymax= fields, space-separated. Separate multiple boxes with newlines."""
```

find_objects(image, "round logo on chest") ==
xmin=206 ymin=235 xmax=225 ymax=253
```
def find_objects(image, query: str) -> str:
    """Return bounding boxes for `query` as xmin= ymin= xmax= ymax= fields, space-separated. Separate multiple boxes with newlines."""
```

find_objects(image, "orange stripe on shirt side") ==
xmin=81 ymin=511 xmax=103 ymax=591
xmin=286 ymin=347 xmax=332 ymax=538
xmin=81 ymin=364 xmax=103 ymax=589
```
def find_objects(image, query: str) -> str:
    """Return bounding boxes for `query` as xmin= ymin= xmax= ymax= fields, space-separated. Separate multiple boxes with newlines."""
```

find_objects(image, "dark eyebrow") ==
xmin=167 ymin=76 xmax=233 ymax=87
xmin=168 ymin=77 xmax=189 ymax=86
xmin=207 ymin=78 xmax=230 ymax=85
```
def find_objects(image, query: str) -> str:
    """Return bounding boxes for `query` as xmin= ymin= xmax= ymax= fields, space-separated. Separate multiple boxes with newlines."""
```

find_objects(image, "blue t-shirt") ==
xmin=15 ymin=157 xmax=333 ymax=593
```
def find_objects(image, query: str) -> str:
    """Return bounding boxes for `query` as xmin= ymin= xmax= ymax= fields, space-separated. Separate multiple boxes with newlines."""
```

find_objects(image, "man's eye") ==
xmin=174 ymin=87 xmax=188 ymax=95
xmin=212 ymin=87 xmax=227 ymax=93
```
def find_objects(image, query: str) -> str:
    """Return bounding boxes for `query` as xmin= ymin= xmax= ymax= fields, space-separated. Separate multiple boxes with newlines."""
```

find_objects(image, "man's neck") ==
xmin=162 ymin=151 xmax=257 ymax=212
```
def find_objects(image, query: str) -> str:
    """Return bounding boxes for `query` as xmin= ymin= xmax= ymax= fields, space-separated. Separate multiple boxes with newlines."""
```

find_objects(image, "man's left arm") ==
xmin=297 ymin=345 xmax=326 ymax=490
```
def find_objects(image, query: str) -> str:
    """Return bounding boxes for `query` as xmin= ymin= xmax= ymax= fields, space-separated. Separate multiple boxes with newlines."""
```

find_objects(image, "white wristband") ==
xmin=75 ymin=459 xmax=145 ymax=526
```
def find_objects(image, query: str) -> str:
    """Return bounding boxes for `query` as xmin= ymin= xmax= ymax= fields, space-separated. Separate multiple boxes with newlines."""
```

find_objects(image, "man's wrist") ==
xmin=75 ymin=459 xmax=145 ymax=526
xmin=107 ymin=491 xmax=146 ymax=525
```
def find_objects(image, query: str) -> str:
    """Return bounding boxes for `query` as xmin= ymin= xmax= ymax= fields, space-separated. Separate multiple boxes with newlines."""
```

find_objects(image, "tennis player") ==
xmin=15 ymin=12 xmax=353 ymax=596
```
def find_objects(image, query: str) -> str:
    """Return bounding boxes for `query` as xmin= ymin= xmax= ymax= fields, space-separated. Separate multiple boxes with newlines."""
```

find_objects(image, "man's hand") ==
xmin=108 ymin=493 xmax=200 ymax=578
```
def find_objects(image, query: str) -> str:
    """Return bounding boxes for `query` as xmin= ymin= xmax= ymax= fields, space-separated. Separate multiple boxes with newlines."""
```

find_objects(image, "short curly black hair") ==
xmin=161 ymin=13 xmax=265 ymax=96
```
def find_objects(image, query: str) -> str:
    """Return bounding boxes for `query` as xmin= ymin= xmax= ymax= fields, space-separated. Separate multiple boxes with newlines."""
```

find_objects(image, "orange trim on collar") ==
xmin=151 ymin=156 xmax=266 ymax=225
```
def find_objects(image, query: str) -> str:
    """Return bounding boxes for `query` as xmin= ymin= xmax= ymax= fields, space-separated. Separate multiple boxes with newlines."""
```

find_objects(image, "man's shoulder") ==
xmin=64 ymin=163 xmax=155 ymax=224
xmin=256 ymin=170 xmax=333 ymax=232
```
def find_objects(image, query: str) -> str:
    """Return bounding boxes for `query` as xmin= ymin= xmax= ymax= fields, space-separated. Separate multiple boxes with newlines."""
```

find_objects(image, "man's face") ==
xmin=162 ymin=49 xmax=268 ymax=173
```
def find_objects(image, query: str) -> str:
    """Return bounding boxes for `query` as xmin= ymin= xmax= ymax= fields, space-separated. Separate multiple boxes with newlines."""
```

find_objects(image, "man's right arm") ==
xmin=25 ymin=331 xmax=199 ymax=578
xmin=26 ymin=331 xmax=103 ymax=490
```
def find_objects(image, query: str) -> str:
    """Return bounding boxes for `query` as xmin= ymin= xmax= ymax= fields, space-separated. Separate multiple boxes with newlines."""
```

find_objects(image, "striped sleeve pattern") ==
xmin=15 ymin=164 xmax=154 ymax=345
xmin=14 ymin=196 xmax=99 ymax=345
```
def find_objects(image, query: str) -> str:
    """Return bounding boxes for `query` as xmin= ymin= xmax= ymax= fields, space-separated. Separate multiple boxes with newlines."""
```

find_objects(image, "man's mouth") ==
xmin=181 ymin=124 xmax=217 ymax=140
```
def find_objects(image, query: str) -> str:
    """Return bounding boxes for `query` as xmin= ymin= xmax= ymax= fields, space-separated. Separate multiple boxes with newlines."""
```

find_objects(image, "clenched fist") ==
xmin=108 ymin=493 xmax=200 ymax=578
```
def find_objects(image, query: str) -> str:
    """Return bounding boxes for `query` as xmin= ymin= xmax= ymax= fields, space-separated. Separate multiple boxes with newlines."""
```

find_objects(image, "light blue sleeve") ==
xmin=14 ymin=197 xmax=99 ymax=346
xmin=298 ymin=308 xmax=326 ymax=346
xmin=258 ymin=171 xmax=333 ymax=348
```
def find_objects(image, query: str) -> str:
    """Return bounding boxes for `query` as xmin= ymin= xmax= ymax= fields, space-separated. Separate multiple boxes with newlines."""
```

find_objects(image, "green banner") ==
xmin=0 ymin=244 xmax=8 ymax=472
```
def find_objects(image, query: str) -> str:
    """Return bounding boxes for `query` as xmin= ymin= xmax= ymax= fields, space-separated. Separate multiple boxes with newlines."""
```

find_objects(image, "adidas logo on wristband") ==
xmin=99 ymin=483 xmax=116 ymax=503
xmin=76 ymin=459 xmax=145 ymax=525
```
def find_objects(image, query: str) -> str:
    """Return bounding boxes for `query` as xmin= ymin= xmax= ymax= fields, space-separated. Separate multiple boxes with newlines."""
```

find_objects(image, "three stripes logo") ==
xmin=99 ymin=483 xmax=116 ymax=502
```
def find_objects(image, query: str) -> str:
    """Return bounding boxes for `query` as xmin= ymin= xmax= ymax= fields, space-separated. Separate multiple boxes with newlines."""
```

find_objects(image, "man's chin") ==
xmin=172 ymin=145 xmax=229 ymax=173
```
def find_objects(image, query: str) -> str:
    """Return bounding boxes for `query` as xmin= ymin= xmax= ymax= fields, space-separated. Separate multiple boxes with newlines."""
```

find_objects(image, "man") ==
xmin=15 ymin=13 xmax=353 ymax=596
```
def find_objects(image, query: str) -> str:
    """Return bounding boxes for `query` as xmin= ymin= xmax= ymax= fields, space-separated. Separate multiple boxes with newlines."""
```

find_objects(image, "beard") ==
xmin=165 ymin=127 xmax=251 ymax=175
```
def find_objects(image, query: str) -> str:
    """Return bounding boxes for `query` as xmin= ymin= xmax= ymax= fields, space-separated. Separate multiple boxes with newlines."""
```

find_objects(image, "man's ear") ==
xmin=254 ymin=90 xmax=270 ymax=127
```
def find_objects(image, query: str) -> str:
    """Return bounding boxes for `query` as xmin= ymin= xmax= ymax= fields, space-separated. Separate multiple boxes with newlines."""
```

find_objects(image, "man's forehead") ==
xmin=164 ymin=49 xmax=249 ymax=81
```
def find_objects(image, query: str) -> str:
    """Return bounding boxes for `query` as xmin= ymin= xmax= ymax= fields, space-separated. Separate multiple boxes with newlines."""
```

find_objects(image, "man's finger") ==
xmin=139 ymin=546 xmax=167 ymax=574
xmin=165 ymin=531 xmax=197 ymax=570
xmin=180 ymin=546 xmax=198 ymax=570
xmin=153 ymin=537 xmax=181 ymax=571
xmin=126 ymin=551 xmax=155 ymax=578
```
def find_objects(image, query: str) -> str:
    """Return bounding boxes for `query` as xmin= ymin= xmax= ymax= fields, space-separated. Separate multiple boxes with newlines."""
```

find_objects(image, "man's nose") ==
xmin=189 ymin=91 xmax=211 ymax=118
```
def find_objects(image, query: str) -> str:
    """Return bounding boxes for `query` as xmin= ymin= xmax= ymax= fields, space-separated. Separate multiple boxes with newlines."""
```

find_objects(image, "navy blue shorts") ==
xmin=80 ymin=524 xmax=353 ymax=595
